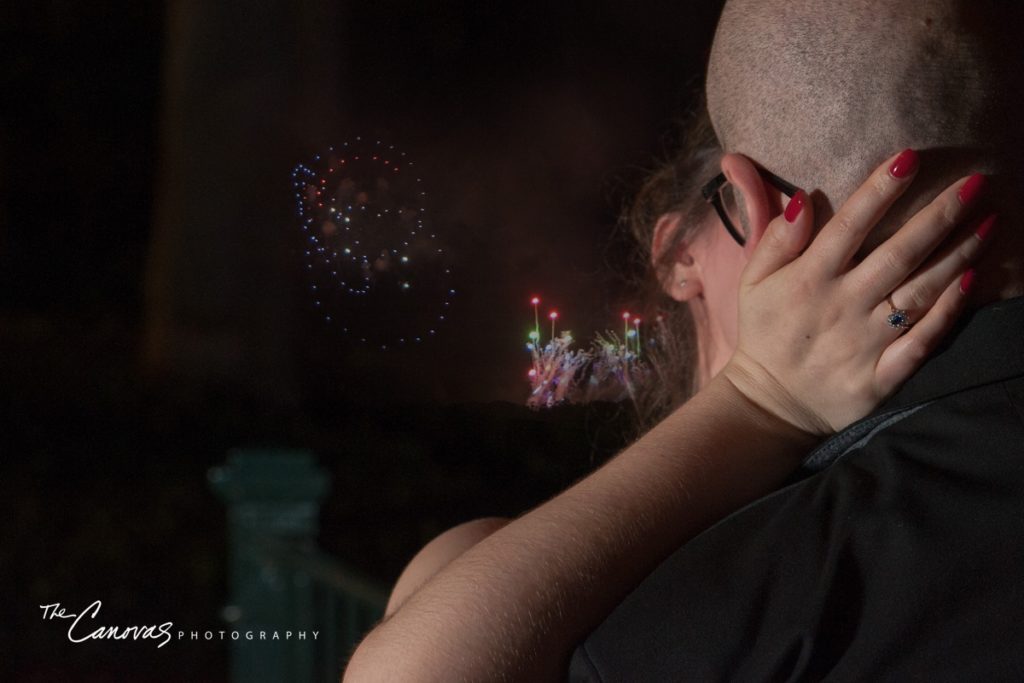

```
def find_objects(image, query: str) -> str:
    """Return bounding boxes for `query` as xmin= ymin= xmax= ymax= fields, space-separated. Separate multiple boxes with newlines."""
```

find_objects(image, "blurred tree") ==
xmin=144 ymin=0 xmax=346 ymax=406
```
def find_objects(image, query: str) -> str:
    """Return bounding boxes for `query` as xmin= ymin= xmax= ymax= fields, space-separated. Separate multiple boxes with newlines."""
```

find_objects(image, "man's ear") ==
xmin=719 ymin=153 xmax=780 ymax=258
xmin=651 ymin=212 xmax=702 ymax=302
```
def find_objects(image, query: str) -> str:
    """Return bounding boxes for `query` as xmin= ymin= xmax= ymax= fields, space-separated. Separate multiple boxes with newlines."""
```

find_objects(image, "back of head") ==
xmin=707 ymin=0 xmax=1024 ymax=246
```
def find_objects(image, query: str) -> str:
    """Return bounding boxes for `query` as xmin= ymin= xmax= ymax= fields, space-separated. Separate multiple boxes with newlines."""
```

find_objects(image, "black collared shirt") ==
xmin=570 ymin=296 xmax=1024 ymax=681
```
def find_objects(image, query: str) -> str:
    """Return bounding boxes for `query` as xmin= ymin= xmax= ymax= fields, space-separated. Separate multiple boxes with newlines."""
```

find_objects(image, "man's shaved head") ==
xmin=707 ymin=0 xmax=1023 ymax=234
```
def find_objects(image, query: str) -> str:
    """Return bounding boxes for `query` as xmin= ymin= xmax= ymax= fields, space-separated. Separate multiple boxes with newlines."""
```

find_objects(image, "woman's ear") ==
xmin=651 ymin=212 xmax=703 ymax=302
xmin=719 ymin=153 xmax=780 ymax=258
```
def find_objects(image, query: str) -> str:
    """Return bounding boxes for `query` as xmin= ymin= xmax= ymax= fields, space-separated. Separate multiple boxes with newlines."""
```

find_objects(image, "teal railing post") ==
xmin=209 ymin=449 xmax=330 ymax=683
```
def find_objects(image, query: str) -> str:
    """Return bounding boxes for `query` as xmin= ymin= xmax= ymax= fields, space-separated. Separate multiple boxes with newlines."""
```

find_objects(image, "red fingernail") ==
xmin=958 ymin=173 xmax=987 ymax=206
xmin=889 ymin=148 xmax=919 ymax=179
xmin=960 ymin=268 xmax=977 ymax=295
xmin=974 ymin=212 xmax=998 ymax=241
xmin=784 ymin=190 xmax=806 ymax=223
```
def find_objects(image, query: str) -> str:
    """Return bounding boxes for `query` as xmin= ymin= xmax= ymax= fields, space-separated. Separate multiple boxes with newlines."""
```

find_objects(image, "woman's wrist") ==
xmin=702 ymin=366 xmax=823 ymax=454
xmin=717 ymin=353 xmax=835 ymax=438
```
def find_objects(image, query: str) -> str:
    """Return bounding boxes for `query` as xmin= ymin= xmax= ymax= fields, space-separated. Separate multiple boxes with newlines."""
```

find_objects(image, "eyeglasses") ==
xmin=701 ymin=168 xmax=801 ymax=246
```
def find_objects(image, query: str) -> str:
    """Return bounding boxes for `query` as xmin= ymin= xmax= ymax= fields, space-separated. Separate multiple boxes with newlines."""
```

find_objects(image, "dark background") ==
xmin=1 ymin=1 xmax=722 ymax=680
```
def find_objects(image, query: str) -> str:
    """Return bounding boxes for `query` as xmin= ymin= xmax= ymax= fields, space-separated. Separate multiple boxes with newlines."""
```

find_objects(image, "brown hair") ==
xmin=624 ymin=105 xmax=721 ymax=431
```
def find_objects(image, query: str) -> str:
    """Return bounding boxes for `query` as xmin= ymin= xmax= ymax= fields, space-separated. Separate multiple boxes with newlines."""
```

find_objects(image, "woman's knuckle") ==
xmin=767 ymin=223 xmax=789 ymax=249
xmin=884 ymin=245 xmax=910 ymax=273
xmin=956 ymin=238 xmax=978 ymax=264
xmin=905 ymin=335 xmax=930 ymax=364
xmin=940 ymin=195 xmax=961 ymax=227
xmin=871 ymin=170 xmax=893 ymax=197
xmin=913 ymin=333 xmax=937 ymax=360
xmin=844 ymin=372 xmax=868 ymax=400
xmin=907 ymin=283 xmax=933 ymax=310
xmin=831 ymin=212 xmax=857 ymax=239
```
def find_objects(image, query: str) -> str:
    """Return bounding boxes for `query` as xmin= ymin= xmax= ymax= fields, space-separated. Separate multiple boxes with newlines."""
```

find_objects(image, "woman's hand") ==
xmin=722 ymin=149 xmax=994 ymax=435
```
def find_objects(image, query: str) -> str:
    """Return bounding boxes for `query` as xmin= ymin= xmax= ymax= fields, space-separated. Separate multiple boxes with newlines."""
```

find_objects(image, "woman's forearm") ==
xmin=345 ymin=375 xmax=816 ymax=682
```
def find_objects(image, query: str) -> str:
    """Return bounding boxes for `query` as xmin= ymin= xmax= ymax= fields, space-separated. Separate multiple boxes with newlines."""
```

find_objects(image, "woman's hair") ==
xmin=624 ymin=105 xmax=721 ymax=431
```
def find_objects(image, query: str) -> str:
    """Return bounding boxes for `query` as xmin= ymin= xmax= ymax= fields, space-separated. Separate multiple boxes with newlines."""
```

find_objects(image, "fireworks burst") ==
xmin=526 ymin=331 xmax=591 ymax=409
xmin=524 ymin=297 xmax=653 ymax=408
xmin=291 ymin=138 xmax=455 ymax=349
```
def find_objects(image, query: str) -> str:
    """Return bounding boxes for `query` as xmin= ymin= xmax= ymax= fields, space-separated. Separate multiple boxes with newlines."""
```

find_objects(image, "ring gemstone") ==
xmin=887 ymin=308 xmax=912 ymax=329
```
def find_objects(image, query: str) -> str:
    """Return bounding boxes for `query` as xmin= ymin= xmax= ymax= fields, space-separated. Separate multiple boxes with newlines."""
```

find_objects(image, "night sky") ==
xmin=1 ymin=0 xmax=723 ymax=405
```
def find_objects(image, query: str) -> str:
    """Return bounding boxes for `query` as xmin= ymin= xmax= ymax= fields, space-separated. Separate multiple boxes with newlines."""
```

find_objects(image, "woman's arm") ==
xmin=351 ymin=375 xmax=814 ymax=681
xmin=345 ymin=152 xmax=989 ymax=682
